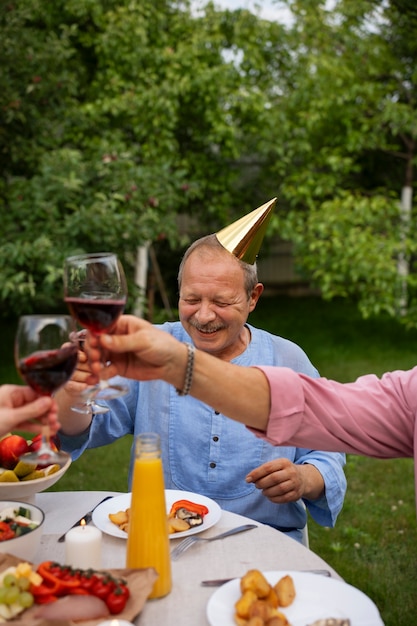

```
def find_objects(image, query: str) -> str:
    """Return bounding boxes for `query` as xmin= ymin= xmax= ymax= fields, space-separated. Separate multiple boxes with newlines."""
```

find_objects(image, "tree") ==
xmin=262 ymin=0 xmax=417 ymax=325
xmin=0 ymin=0 xmax=286 ymax=316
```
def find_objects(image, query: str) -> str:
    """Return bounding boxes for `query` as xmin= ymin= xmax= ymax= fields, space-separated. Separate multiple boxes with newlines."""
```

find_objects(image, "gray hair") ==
xmin=177 ymin=234 xmax=259 ymax=298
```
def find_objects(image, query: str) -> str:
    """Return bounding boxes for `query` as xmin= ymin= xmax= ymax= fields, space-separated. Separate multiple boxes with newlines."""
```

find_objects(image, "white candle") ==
xmin=65 ymin=521 xmax=102 ymax=569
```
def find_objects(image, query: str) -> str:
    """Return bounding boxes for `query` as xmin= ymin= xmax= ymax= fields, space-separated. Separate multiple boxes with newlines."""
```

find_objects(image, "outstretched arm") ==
xmin=86 ymin=315 xmax=271 ymax=430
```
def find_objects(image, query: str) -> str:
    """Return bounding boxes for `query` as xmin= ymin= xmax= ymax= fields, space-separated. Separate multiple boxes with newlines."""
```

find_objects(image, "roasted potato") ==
xmin=264 ymin=587 xmax=279 ymax=608
xmin=235 ymin=590 xmax=258 ymax=619
xmin=234 ymin=570 xmax=295 ymax=626
xmin=246 ymin=617 xmax=265 ymax=626
xmin=240 ymin=569 xmax=271 ymax=598
xmin=270 ymin=612 xmax=290 ymax=625
xmin=108 ymin=509 xmax=129 ymax=526
xmin=274 ymin=575 xmax=296 ymax=607
xmin=167 ymin=517 xmax=190 ymax=533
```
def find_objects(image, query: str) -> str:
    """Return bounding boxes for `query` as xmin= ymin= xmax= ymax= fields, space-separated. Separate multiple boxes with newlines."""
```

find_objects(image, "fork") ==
xmin=170 ymin=524 xmax=257 ymax=560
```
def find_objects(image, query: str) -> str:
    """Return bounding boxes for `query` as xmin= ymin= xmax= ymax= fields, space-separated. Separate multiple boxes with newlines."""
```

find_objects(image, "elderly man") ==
xmin=57 ymin=202 xmax=346 ymax=544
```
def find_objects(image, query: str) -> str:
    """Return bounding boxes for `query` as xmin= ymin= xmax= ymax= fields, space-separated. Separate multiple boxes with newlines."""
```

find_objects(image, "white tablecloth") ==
xmin=35 ymin=491 xmax=341 ymax=626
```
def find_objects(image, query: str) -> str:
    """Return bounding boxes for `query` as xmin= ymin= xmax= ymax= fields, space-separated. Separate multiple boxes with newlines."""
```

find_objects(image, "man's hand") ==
xmin=85 ymin=315 xmax=187 ymax=389
xmin=60 ymin=349 xmax=93 ymax=399
xmin=246 ymin=458 xmax=324 ymax=503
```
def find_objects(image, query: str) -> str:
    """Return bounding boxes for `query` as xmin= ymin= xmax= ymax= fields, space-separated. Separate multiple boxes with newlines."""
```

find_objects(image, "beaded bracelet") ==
xmin=176 ymin=343 xmax=195 ymax=396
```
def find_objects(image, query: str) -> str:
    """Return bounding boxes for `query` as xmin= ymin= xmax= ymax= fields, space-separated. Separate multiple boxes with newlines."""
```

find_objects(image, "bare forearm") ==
xmin=185 ymin=349 xmax=271 ymax=431
xmin=87 ymin=316 xmax=272 ymax=431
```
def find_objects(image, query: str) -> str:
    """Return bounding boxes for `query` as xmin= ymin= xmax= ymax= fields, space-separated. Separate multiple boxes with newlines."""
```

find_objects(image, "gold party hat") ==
xmin=216 ymin=198 xmax=277 ymax=264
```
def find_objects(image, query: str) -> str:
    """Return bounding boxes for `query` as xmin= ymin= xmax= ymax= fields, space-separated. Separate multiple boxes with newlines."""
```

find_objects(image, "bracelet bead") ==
xmin=176 ymin=343 xmax=195 ymax=396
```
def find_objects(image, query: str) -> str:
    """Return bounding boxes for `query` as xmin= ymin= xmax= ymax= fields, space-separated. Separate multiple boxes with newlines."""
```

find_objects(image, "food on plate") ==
xmin=33 ymin=594 xmax=110 ymax=621
xmin=240 ymin=569 xmax=271 ymax=598
xmin=167 ymin=499 xmax=209 ymax=532
xmin=31 ymin=561 xmax=130 ymax=614
xmin=0 ymin=505 xmax=41 ymax=542
xmin=109 ymin=509 xmax=130 ymax=532
xmin=0 ymin=562 xmax=41 ymax=621
xmin=109 ymin=498 xmax=210 ymax=535
xmin=0 ymin=557 xmax=137 ymax=622
xmin=234 ymin=570 xmax=295 ymax=626
xmin=0 ymin=434 xmax=61 ymax=482
xmin=274 ymin=575 xmax=296 ymax=607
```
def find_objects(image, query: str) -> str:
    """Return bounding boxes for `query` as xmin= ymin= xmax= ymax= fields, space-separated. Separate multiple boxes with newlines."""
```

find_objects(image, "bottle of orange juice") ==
xmin=126 ymin=433 xmax=172 ymax=598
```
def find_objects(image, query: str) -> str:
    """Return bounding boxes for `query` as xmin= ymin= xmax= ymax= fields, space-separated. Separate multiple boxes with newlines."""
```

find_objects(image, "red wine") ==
xmin=18 ymin=345 xmax=78 ymax=396
xmin=65 ymin=297 xmax=125 ymax=333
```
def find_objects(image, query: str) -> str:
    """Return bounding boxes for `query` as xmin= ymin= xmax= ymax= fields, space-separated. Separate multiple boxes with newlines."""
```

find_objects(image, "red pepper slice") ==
xmin=36 ymin=561 xmax=81 ymax=595
xmin=168 ymin=499 xmax=209 ymax=518
xmin=68 ymin=587 xmax=90 ymax=595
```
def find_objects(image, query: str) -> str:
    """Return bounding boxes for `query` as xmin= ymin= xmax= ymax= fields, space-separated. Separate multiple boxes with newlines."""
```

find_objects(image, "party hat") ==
xmin=216 ymin=197 xmax=276 ymax=264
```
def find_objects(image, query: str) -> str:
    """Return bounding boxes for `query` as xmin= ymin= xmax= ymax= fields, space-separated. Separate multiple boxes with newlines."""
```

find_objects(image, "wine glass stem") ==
xmin=41 ymin=424 xmax=51 ymax=449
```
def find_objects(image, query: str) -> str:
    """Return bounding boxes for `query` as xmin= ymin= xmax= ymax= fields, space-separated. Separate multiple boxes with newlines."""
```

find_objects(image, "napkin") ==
xmin=0 ymin=553 xmax=158 ymax=626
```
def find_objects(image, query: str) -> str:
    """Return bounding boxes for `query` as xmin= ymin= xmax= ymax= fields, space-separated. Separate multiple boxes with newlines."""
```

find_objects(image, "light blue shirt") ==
xmin=60 ymin=322 xmax=346 ymax=543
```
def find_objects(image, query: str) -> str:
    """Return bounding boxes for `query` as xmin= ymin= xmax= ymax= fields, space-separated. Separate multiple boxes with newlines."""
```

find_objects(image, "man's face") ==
xmin=179 ymin=248 xmax=262 ymax=361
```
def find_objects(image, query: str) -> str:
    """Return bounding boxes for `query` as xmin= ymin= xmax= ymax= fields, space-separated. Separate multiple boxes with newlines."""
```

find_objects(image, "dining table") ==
xmin=34 ymin=490 xmax=342 ymax=626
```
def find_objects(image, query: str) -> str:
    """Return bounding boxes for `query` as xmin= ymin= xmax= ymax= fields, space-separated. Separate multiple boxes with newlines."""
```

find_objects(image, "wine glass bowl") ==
xmin=14 ymin=315 xmax=77 ymax=467
xmin=64 ymin=252 xmax=128 ymax=402
xmin=64 ymin=252 xmax=127 ymax=335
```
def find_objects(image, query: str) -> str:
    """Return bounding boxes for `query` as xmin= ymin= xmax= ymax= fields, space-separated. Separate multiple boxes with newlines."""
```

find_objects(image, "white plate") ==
xmin=206 ymin=570 xmax=384 ymax=626
xmin=92 ymin=489 xmax=222 ymax=540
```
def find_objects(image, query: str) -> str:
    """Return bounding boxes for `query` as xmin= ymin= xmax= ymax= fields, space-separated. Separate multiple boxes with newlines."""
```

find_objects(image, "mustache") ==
xmin=189 ymin=321 xmax=224 ymax=333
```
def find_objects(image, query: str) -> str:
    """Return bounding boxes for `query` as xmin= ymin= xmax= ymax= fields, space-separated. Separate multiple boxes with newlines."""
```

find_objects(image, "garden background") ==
xmin=2 ymin=2 xmax=417 ymax=624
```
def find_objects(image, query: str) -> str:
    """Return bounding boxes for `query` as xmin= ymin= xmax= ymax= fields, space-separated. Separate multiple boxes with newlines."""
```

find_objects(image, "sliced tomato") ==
xmin=0 ymin=521 xmax=15 ymax=541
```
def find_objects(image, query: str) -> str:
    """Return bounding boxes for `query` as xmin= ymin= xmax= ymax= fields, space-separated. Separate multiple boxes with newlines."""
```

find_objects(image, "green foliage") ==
xmin=280 ymin=191 xmax=406 ymax=319
xmin=2 ymin=0 xmax=417 ymax=330
xmin=1 ymin=0 xmax=285 ymax=315
xmin=267 ymin=0 xmax=417 ymax=325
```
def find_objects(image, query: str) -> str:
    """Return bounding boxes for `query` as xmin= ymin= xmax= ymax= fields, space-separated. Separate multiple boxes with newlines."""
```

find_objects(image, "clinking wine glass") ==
xmin=64 ymin=252 xmax=128 ymax=404
xmin=15 ymin=315 xmax=77 ymax=467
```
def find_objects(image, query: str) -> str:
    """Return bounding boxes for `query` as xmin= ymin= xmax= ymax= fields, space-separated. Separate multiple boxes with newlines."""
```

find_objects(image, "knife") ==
xmin=201 ymin=569 xmax=331 ymax=586
xmin=57 ymin=495 xmax=113 ymax=542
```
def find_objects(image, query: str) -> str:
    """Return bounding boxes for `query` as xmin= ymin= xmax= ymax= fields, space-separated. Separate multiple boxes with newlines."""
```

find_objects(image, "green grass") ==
xmin=250 ymin=296 xmax=417 ymax=626
xmin=2 ymin=296 xmax=417 ymax=625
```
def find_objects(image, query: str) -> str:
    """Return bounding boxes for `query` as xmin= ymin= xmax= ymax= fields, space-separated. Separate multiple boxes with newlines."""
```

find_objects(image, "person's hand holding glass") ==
xmin=14 ymin=314 xmax=77 ymax=467
xmin=64 ymin=253 xmax=128 ymax=410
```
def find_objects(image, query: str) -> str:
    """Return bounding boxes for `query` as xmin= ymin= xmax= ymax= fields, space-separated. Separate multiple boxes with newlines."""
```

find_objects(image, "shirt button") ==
xmin=209 ymin=462 xmax=216 ymax=468
xmin=214 ymin=411 xmax=220 ymax=415
xmin=213 ymin=436 xmax=219 ymax=442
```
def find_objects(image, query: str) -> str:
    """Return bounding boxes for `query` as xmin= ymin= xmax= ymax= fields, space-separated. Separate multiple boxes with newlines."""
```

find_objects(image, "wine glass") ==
xmin=68 ymin=329 xmax=110 ymax=415
xmin=15 ymin=315 xmax=77 ymax=467
xmin=63 ymin=252 xmax=128 ymax=402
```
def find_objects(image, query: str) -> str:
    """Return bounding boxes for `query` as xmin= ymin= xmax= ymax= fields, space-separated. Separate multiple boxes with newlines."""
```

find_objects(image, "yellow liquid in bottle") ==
xmin=126 ymin=452 xmax=172 ymax=599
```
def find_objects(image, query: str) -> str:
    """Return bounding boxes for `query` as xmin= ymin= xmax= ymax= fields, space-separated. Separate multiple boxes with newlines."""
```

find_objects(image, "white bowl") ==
xmin=0 ymin=501 xmax=45 ymax=561
xmin=0 ymin=456 xmax=71 ymax=503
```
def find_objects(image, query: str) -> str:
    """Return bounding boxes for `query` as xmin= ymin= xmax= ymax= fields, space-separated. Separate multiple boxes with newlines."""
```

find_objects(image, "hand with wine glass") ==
xmin=14 ymin=314 xmax=78 ymax=467
xmin=0 ymin=384 xmax=59 ymax=438
xmin=63 ymin=252 xmax=128 ymax=403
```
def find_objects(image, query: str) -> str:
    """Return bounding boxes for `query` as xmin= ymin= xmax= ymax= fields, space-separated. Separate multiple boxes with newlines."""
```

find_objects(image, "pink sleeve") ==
xmin=250 ymin=366 xmax=415 ymax=459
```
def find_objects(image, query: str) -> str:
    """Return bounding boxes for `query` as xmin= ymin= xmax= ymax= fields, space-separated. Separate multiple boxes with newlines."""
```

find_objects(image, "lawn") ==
xmin=1 ymin=295 xmax=417 ymax=625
